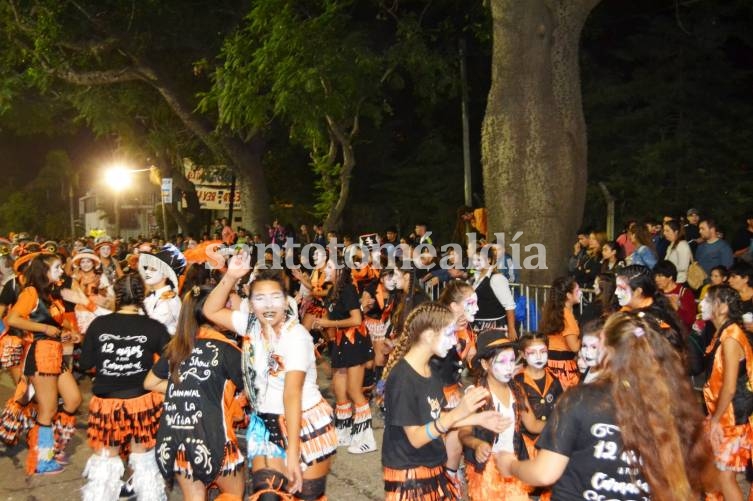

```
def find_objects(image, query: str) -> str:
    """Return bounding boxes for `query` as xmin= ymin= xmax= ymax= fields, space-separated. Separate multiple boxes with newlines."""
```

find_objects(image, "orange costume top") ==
xmin=704 ymin=323 xmax=753 ymax=428
xmin=546 ymin=308 xmax=580 ymax=390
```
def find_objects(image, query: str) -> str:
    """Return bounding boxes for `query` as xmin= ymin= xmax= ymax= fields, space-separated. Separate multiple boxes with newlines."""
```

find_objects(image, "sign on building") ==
xmin=182 ymin=158 xmax=241 ymax=210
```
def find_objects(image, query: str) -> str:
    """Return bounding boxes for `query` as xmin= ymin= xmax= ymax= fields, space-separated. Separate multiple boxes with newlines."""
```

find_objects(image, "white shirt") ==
xmin=665 ymin=240 xmax=692 ymax=284
xmin=231 ymin=310 xmax=322 ymax=414
xmin=491 ymin=391 xmax=515 ymax=453
xmin=143 ymin=285 xmax=181 ymax=335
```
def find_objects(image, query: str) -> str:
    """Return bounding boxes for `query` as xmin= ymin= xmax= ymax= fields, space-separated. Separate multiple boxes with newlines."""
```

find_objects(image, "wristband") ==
xmin=425 ymin=422 xmax=439 ymax=441
xmin=434 ymin=418 xmax=448 ymax=434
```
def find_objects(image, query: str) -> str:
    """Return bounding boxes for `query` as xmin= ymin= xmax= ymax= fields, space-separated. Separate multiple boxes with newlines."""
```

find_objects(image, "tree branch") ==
xmin=53 ymin=66 xmax=146 ymax=85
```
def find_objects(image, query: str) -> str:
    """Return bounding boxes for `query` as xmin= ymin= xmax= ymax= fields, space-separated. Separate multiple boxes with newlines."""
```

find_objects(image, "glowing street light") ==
xmin=103 ymin=164 xmax=134 ymax=192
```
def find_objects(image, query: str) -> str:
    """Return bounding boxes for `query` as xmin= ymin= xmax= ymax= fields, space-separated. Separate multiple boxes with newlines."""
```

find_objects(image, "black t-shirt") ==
xmin=537 ymin=384 xmax=650 ymax=501
xmin=382 ymin=358 xmax=447 ymax=469
xmin=80 ymin=312 xmax=172 ymax=397
xmin=0 ymin=278 xmax=18 ymax=306
xmin=327 ymin=282 xmax=360 ymax=320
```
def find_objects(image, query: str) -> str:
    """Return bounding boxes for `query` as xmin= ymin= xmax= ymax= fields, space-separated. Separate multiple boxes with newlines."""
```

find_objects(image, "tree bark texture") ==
xmin=482 ymin=0 xmax=600 ymax=284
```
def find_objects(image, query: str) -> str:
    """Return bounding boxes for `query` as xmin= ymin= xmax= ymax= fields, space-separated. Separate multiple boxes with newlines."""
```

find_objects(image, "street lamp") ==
xmin=102 ymin=164 xmax=163 ymax=238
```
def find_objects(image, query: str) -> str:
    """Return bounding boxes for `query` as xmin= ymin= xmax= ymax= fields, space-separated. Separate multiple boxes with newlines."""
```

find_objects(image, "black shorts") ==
xmin=330 ymin=334 xmax=373 ymax=369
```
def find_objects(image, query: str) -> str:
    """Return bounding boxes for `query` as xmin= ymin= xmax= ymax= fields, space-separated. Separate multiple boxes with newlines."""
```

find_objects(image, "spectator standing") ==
xmin=696 ymin=218 xmax=734 ymax=274
xmin=731 ymin=211 xmax=753 ymax=260
xmin=663 ymin=219 xmax=692 ymax=284
xmin=685 ymin=208 xmax=702 ymax=254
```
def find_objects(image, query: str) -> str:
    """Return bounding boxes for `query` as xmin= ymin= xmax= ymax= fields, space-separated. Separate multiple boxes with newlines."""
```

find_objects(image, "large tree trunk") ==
xmin=482 ymin=0 xmax=600 ymax=284
xmin=222 ymin=135 xmax=269 ymax=234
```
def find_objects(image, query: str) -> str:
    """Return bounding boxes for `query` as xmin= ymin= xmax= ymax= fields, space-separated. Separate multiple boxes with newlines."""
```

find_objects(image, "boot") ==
xmin=82 ymin=450 xmax=124 ymax=501
xmin=334 ymin=402 xmax=353 ymax=447
xmin=128 ymin=450 xmax=167 ymax=501
xmin=27 ymin=424 xmax=64 ymax=475
xmin=347 ymin=402 xmax=377 ymax=454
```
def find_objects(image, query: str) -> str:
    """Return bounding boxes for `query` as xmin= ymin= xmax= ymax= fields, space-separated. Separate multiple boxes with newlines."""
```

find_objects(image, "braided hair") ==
xmin=382 ymin=302 xmax=454 ymax=384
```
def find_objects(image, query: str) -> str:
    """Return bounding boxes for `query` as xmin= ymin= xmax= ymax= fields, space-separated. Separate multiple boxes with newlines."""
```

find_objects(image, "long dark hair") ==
xmin=23 ymin=253 xmax=60 ymax=303
xmin=539 ymin=276 xmax=577 ymax=335
xmin=598 ymin=311 xmax=713 ymax=500
xmin=664 ymin=219 xmax=685 ymax=251
xmin=164 ymin=286 xmax=213 ymax=383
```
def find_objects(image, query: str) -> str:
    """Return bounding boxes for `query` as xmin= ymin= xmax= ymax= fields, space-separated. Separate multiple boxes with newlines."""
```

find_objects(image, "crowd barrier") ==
xmin=423 ymin=280 xmax=595 ymax=334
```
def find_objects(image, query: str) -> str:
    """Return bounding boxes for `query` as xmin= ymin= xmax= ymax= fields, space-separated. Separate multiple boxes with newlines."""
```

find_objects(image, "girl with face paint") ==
xmin=615 ymin=265 xmax=687 ymax=353
xmin=203 ymin=265 xmax=337 ymax=500
xmin=68 ymin=249 xmax=115 ymax=335
xmin=361 ymin=267 xmax=403 ymax=400
xmin=295 ymin=248 xmax=333 ymax=333
xmin=539 ymin=276 xmax=582 ymax=390
xmin=5 ymin=253 xmax=81 ymax=475
xmin=381 ymin=303 xmax=507 ymax=501
xmin=497 ymin=312 xmax=714 ymax=500
xmin=458 ymin=331 xmax=543 ymax=500
xmin=701 ymin=285 xmax=753 ymax=500
xmin=434 ymin=281 xmax=480 ymax=490
xmin=514 ymin=333 xmax=563 ymax=465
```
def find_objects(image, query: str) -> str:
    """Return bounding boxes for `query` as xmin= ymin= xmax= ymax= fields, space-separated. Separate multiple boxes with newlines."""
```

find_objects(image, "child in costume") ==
xmin=80 ymin=273 xmax=170 ymax=501
xmin=204 ymin=257 xmax=337 ymax=500
xmin=146 ymin=286 xmax=245 ymax=501
xmin=7 ymin=253 xmax=81 ymax=475
xmin=459 ymin=330 xmax=544 ymax=500
xmin=139 ymin=244 xmax=185 ymax=335
xmin=381 ymin=302 xmax=507 ymax=500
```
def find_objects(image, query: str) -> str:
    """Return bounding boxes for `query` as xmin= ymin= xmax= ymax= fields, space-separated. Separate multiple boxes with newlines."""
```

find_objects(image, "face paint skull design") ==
xmin=615 ymin=277 xmax=632 ymax=307
xmin=580 ymin=334 xmax=602 ymax=368
xmin=491 ymin=349 xmax=516 ymax=383
xmin=462 ymin=293 xmax=479 ymax=322
xmin=435 ymin=324 xmax=457 ymax=358
xmin=524 ymin=344 xmax=548 ymax=369
xmin=142 ymin=266 xmax=165 ymax=286
xmin=700 ymin=296 xmax=713 ymax=321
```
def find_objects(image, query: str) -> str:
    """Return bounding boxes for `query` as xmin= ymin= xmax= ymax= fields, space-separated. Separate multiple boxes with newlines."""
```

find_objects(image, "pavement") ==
xmin=0 ymin=363 xmax=385 ymax=501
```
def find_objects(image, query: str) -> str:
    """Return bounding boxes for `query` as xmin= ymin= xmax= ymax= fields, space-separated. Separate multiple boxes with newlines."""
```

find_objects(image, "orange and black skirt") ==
xmin=87 ymin=391 xmax=164 ymax=456
xmin=547 ymin=352 xmax=580 ymax=390
xmin=23 ymin=338 xmax=63 ymax=376
xmin=384 ymin=465 xmax=458 ymax=501
xmin=329 ymin=327 xmax=373 ymax=369
xmin=256 ymin=399 xmax=338 ymax=467
xmin=465 ymin=459 xmax=530 ymax=501
xmin=0 ymin=334 xmax=24 ymax=369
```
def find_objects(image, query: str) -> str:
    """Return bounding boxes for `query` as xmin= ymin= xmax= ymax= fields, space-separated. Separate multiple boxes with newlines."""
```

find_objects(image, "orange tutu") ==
xmin=466 ymin=460 xmax=530 ymax=500
xmin=87 ymin=392 xmax=163 ymax=456
xmin=0 ymin=378 xmax=37 ymax=446
xmin=0 ymin=334 xmax=23 ymax=368
xmin=24 ymin=338 xmax=63 ymax=376
xmin=384 ymin=465 xmax=458 ymax=501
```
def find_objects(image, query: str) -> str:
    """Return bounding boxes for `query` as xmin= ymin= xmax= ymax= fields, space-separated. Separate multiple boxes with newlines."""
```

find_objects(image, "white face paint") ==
xmin=313 ymin=250 xmax=327 ymax=267
xmin=395 ymin=272 xmax=407 ymax=292
xmin=79 ymin=258 xmax=95 ymax=272
xmin=524 ymin=343 xmax=548 ymax=369
xmin=700 ymin=296 xmax=713 ymax=321
xmin=435 ymin=324 xmax=457 ymax=358
xmin=48 ymin=260 xmax=63 ymax=282
xmin=250 ymin=281 xmax=288 ymax=328
xmin=615 ymin=277 xmax=632 ymax=307
xmin=462 ymin=293 xmax=479 ymax=322
xmin=382 ymin=272 xmax=398 ymax=291
xmin=142 ymin=266 xmax=165 ymax=286
xmin=472 ymin=253 xmax=488 ymax=271
xmin=572 ymin=285 xmax=583 ymax=304
xmin=580 ymin=334 xmax=602 ymax=368
xmin=491 ymin=349 xmax=517 ymax=383
xmin=98 ymin=245 xmax=112 ymax=258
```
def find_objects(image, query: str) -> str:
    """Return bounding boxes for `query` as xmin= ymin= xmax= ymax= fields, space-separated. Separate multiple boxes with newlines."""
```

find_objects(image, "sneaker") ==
xmin=347 ymin=438 xmax=377 ymax=455
xmin=35 ymin=459 xmax=64 ymax=476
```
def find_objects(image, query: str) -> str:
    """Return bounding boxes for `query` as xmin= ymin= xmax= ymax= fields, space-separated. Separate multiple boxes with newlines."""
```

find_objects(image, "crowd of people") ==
xmin=0 ymin=205 xmax=751 ymax=500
